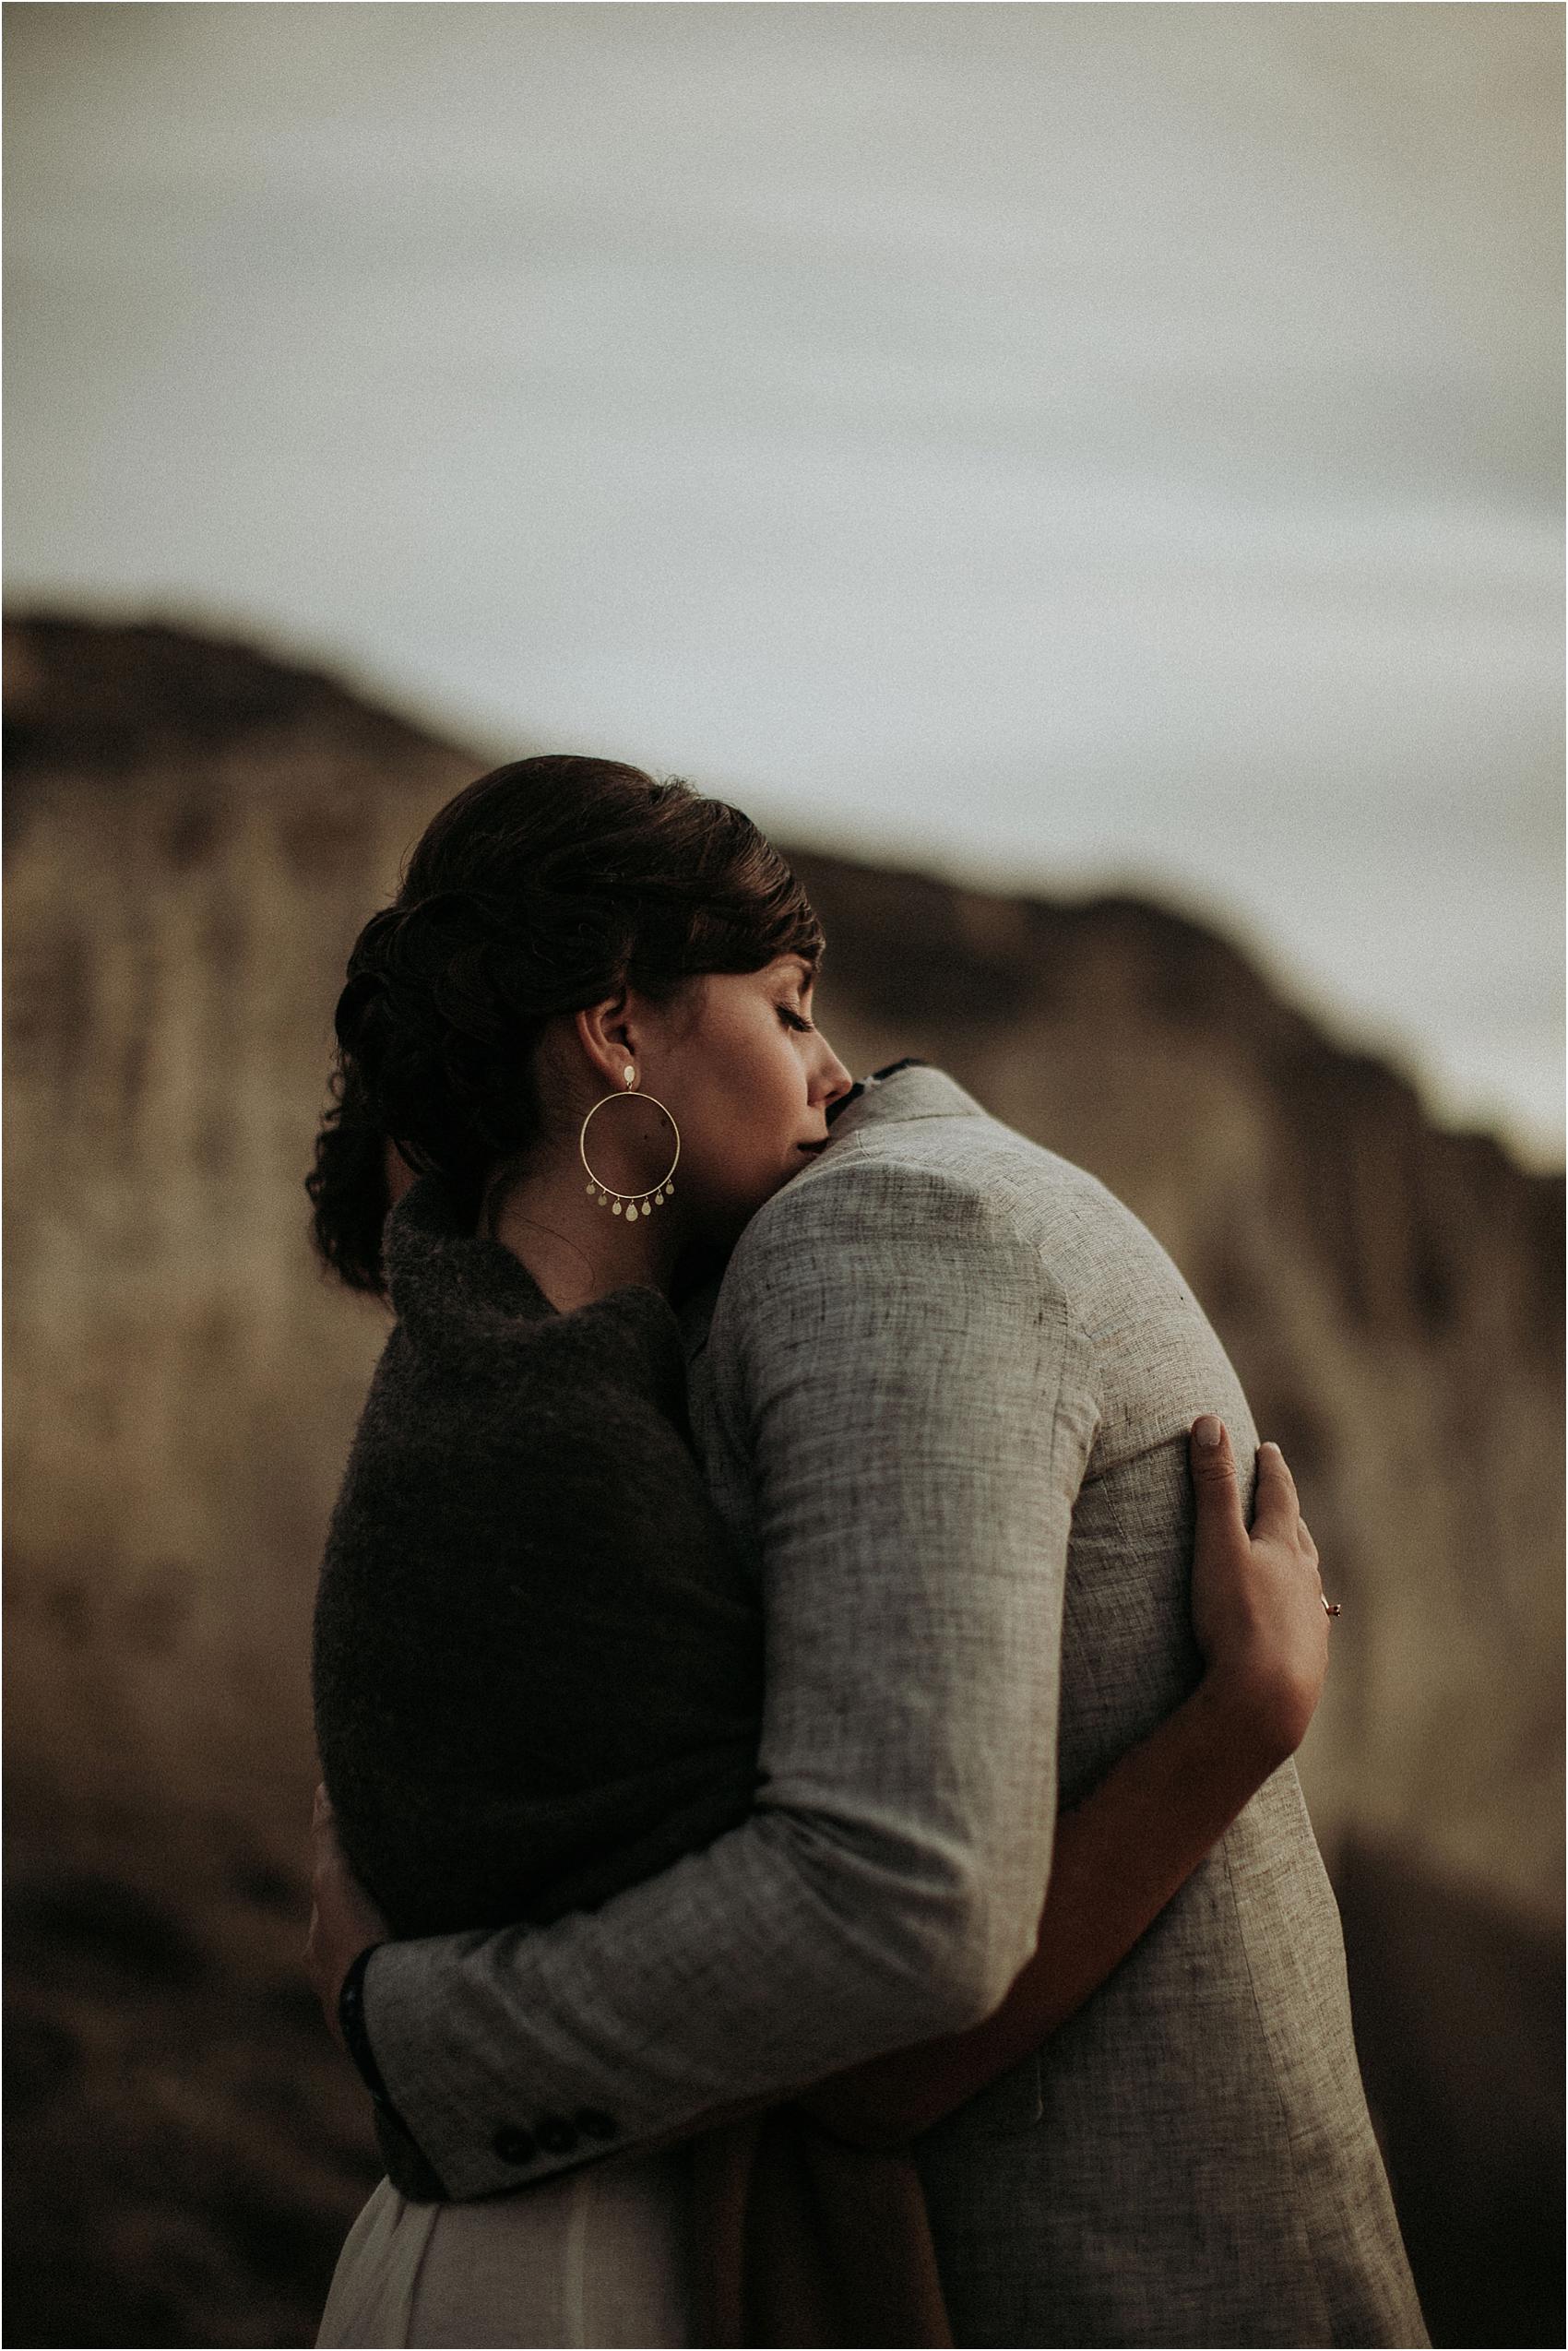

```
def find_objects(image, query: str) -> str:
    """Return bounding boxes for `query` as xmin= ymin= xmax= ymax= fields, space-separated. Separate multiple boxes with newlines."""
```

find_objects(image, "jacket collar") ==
xmin=818 ymin=1058 xmax=990 ymax=1149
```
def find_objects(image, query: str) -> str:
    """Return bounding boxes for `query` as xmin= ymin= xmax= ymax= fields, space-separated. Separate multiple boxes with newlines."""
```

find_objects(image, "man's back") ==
xmin=691 ymin=1065 xmax=1425 ymax=2347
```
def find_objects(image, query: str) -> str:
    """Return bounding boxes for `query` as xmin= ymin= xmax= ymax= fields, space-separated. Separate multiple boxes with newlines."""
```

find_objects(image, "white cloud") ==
xmin=5 ymin=2 xmax=1561 ymax=1163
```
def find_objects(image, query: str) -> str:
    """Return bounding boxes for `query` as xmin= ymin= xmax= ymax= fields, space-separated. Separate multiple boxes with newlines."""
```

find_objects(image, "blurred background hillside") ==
xmin=4 ymin=6 xmax=1562 ymax=2348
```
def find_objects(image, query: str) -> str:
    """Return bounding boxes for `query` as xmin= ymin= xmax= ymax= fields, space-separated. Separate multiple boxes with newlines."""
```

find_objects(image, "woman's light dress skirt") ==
xmin=316 ymin=2147 xmax=695 ymax=2349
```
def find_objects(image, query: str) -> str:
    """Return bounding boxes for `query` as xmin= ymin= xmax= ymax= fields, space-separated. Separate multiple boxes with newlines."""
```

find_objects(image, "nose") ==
xmin=814 ymin=1037 xmax=856 ymax=1107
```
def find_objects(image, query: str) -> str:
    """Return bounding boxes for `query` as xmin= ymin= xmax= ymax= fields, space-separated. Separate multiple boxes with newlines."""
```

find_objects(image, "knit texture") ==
xmin=311 ymin=1173 xmax=766 ymax=1940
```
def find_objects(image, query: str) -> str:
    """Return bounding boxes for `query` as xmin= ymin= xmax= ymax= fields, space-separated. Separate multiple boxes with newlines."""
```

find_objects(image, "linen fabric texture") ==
xmin=358 ymin=1065 xmax=1428 ymax=2348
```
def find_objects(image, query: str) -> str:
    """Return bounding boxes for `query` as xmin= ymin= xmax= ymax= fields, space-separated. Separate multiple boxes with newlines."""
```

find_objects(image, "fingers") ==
xmin=1250 ymin=1439 xmax=1301 ymax=1543
xmin=1194 ymin=1425 xmax=1313 ymax=1558
xmin=1189 ymin=1414 xmax=1235 ymax=1481
xmin=1189 ymin=1416 xmax=1248 ymax=1535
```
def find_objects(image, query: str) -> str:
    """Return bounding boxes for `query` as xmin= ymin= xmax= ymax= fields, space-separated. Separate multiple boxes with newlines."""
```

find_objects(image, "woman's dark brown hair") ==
xmin=306 ymin=755 xmax=823 ymax=1297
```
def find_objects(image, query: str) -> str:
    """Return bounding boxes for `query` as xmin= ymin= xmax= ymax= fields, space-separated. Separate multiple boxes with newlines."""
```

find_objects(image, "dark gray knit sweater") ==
xmin=311 ymin=1172 xmax=765 ymax=1945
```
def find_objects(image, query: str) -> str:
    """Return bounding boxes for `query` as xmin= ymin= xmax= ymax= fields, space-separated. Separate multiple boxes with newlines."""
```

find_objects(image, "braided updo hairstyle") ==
xmin=306 ymin=754 xmax=824 ymax=1297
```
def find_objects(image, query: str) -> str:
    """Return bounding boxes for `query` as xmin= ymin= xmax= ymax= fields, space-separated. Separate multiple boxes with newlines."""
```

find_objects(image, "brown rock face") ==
xmin=5 ymin=614 xmax=1562 ymax=2347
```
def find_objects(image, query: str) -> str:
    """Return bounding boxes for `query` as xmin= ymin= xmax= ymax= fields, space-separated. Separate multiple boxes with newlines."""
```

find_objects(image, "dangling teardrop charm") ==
xmin=578 ymin=1086 xmax=680 ymax=1217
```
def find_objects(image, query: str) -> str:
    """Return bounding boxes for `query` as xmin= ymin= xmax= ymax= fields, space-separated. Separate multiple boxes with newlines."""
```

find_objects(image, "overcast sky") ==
xmin=6 ymin=4 xmax=1562 ymax=1164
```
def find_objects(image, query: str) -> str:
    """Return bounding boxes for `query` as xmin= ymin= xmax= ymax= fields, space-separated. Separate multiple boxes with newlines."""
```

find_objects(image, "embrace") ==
xmin=303 ymin=756 xmax=1427 ymax=2348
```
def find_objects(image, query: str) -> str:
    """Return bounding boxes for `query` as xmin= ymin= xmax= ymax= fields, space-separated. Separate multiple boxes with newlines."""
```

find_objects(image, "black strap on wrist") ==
xmin=337 ymin=1942 xmax=395 ymax=2107
xmin=336 ymin=1943 xmax=448 ymax=2201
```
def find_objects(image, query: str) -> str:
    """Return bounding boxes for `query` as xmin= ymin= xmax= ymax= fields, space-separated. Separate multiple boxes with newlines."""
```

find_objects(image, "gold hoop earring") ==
xmin=580 ymin=1065 xmax=680 ymax=1221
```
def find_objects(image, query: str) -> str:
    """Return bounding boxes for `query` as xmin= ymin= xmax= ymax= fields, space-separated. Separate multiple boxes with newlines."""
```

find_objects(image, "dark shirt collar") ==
xmin=824 ymin=1055 xmax=929 ymax=1128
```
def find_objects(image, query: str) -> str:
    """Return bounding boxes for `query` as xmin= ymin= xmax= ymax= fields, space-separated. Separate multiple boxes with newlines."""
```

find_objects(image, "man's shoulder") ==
xmin=715 ymin=1065 xmax=1150 ymax=1339
xmin=756 ymin=1069 xmax=1140 ymax=1253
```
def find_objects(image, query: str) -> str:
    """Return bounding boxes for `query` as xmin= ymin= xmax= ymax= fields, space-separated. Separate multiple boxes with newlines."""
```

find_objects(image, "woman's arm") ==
xmin=801 ymin=1419 xmax=1329 ymax=2149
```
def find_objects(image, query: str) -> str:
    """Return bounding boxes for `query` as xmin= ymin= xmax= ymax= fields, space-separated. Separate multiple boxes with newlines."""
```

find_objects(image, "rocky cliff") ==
xmin=5 ymin=614 xmax=1562 ymax=2346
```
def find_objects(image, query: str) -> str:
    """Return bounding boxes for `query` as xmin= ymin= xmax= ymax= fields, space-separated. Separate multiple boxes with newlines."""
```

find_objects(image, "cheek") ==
xmin=680 ymin=1028 xmax=798 ymax=1177
xmin=715 ymin=1050 xmax=790 ymax=1150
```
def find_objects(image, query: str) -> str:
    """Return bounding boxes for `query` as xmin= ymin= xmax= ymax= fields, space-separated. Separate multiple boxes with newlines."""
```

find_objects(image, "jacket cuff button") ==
xmin=492 ymin=2127 xmax=537 ymax=2166
xmin=534 ymin=2112 xmax=578 ymax=2155
xmin=575 ymin=2108 xmax=616 ymax=2142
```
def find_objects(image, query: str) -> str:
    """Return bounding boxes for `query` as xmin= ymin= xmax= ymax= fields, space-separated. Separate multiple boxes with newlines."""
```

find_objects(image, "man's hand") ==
xmin=305 ymin=1784 xmax=390 ymax=2048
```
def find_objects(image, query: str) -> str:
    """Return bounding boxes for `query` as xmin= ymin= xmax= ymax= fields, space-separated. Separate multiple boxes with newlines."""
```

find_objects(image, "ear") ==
xmin=573 ymin=994 xmax=637 ymax=1090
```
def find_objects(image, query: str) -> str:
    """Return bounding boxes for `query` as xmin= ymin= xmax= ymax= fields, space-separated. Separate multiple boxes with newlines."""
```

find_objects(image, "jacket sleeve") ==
xmin=359 ymin=1156 xmax=1099 ymax=2198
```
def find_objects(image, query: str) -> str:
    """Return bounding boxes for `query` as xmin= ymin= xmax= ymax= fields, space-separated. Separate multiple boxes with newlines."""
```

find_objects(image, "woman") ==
xmin=306 ymin=754 xmax=1331 ymax=2348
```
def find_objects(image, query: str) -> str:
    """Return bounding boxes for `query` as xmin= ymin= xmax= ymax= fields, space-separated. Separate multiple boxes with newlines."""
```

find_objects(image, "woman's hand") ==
xmin=1187 ymin=1418 xmax=1331 ymax=1766
xmin=304 ymin=1785 xmax=390 ymax=2048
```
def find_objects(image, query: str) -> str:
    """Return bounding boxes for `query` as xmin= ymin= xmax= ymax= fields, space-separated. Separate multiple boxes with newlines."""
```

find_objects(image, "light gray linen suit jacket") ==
xmin=362 ymin=1063 xmax=1426 ymax=2348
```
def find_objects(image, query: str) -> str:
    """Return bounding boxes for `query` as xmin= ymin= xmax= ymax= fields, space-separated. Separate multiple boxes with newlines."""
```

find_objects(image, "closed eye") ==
xmin=778 ymin=1006 xmax=816 ymax=1034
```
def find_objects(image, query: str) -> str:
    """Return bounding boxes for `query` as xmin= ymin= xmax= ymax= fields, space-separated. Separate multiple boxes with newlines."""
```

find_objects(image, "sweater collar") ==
xmin=384 ymin=1171 xmax=558 ymax=1326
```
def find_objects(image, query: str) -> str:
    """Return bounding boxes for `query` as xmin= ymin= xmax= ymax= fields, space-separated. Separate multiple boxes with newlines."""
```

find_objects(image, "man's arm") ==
xmin=352 ymin=1159 xmax=1098 ymax=2198
xmin=801 ymin=1423 xmax=1328 ymax=2147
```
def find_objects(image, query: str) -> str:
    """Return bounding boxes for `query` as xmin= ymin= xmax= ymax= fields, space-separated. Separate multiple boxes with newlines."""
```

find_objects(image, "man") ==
xmin=309 ymin=1061 xmax=1426 ymax=2346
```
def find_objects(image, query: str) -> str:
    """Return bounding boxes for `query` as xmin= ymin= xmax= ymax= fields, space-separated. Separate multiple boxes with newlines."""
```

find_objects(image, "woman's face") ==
xmin=640 ymin=956 xmax=855 ymax=1244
